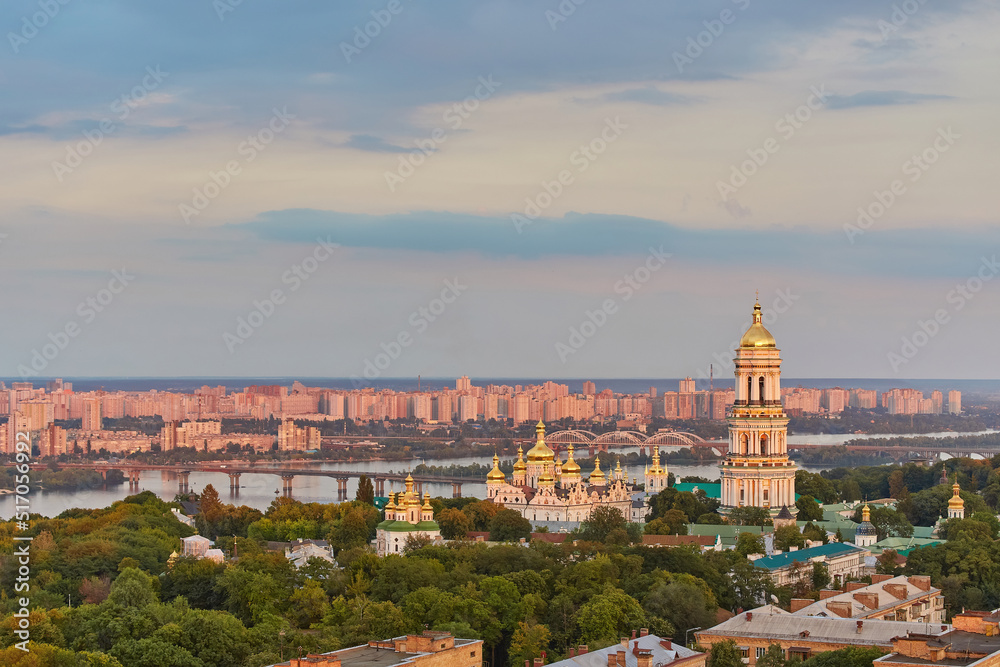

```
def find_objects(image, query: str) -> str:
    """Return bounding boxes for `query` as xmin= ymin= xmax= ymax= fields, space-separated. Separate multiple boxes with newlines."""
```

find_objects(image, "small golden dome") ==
xmin=487 ymin=453 xmax=506 ymax=482
xmin=422 ymin=492 xmax=433 ymax=511
xmin=513 ymin=445 xmax=527 ymax=472
xmin=948 ymin=483 xmax=965 ymax=509
xmin=562 ymin=445 xmax=581 ymax=474
xmin=589 ymin=454 xmax=606 ymax=484
xmin=384 ymin=494 xmax=397 ymax=511
xmin=739 ymin=300 xmax=776 ymax=348
xmin=527 ymin=421 xmax=555 ymax=463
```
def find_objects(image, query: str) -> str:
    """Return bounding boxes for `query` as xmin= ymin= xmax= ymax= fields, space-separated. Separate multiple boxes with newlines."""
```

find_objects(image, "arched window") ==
xmin=747 ymin=376 xmax=753 ymax=402
xmin=759 ymin=376 xmax=766 ymax=404
xmin=740 ymin=433 xmax=749 ymax=455
xmin=760 ymin=434 xmax=768 ymax=456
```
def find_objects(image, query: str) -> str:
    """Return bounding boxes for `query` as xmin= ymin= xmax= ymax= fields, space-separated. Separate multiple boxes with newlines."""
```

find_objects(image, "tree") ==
xmin=508 ymin=622 xmax=550 ymax=667
xmin=707 ymin=640 xmax=744 ymax=667
xmin=489 ymin=509 xmax=532 ymax=542
xmin=645 ymin=509 xmax=689 ymax=536
xmin=794 ymin=495 xmax=823 ymax=522
xmin=756 ymin=644 xmax=787 ymax=667
xmin=109 ymin=567 xmax=157 ymax=608
xmin=853 ymin=506 xmax=913 ymax=540
xmin=356 ymin=475 xmax=375 ymax=504
xmin=888 ymin=469 xmax=907 ymax=499
xmin=643 ymin=580 xmax=716 ymax=643
xmin=812 ymin=562 xmax=830 ymax=590
xmin=876 ymin=549 xmax=902 ymax=576
xmin=728 ymin=506 xmax=772 ymax=527
xmin=798 ymin=646 xmax=887 ymax=666
xmin=437 ymin=507 xmax=473 ymax=540
xmin=773 ymin=525 xmax=805 ymax=552
xmin=735 ymin=532 xmax=765 ymax=557
xmin=579 ymin=506 xmax=629 ymax=542
xmin=196 ymin=483 xmax=224 ymax=538
xmin=575 ymin=586 xmax=647 ymax=646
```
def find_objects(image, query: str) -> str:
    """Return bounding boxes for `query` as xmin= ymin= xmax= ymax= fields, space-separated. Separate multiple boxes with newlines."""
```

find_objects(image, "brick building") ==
xmin=696 ymin=606 xmax=948 ymax=665
xmin=263 ymin=631 xmax=482 ymax=667
xmin=790 ymin=575 xmax=945 ymax=623
xmin=875 ymin=610 xmax=1000 ymax=666
xmin=546 ymin=631 xmax=705 ymax=667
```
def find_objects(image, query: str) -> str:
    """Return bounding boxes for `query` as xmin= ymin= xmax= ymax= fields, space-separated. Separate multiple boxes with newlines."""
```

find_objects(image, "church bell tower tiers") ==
xmin=719 ymin=298 xmax=797 ymax=512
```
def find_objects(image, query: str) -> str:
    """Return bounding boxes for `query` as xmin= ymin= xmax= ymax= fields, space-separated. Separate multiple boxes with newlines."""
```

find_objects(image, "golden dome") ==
xmin=422 ymin=492 xmax=433 ymax=512
xmin=562 ymin=445 xmax=581 ymax=474
xmin=861 ymin=503 xmax=871 ymax=522
xmin=513 ymin=445 xmax=527 ymax=472
xmin=948 ymin=483 xmax=965 ymax=509
xmin=487 ymin=453 xmax=506 ymax=482
xmin=739 ymin=299 xmax=776 ymax=348
xmin=527 ymin=421 xmax=555 ymax=463
xmin=385 ymin=494 xmax=397 ymax=512
xmin=538 ymin=469 xmax=556 ymax=486
xmin=589 ymin=454 xmax=606 ymax=484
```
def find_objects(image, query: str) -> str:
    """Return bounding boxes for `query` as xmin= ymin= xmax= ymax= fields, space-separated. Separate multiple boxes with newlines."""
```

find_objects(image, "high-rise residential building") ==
xmin=277 ymin=417 xmax=319 ymax=451
xmin=821 ymin=388 xmax=848 ymax=414
xmin=931 ymin=390 xmax=944 ymax=414
xmin=720 ymin=299 xmax=796 ymax=513
xmin=677 ymin=392 xmax=694 ymax=419
xmin=433 ymin=394 xmax=453 ymax=423
xmin=679 ymin=377 xmax=696 ymax=393
xmin=582 ymin=380 xmax=596 ymax=395
xmin=456 ymin=376 xmax=471 ymax=392
xmin=948 ymin=390 xmax=962 ymax=414
xmin=82 ymin=398 xmax=102 ymax=431
xmin=457 ymin=395 xmax=477 ymax=422
xmin=662 ymin=392 xmax=678 ymax=419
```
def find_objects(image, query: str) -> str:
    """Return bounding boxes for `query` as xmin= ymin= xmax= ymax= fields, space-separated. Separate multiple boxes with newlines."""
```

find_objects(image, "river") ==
xmin=3 ymin=429 xmax=993 ymax=517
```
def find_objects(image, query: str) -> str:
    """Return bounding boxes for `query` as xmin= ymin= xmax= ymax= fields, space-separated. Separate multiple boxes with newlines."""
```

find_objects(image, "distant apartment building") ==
xmin=679 ymin=377 xmax=696 ymax=393
xmin=949 ymin=390 xmax=962 ymax=414
xmin=850 ymin=388 xmax=878 ymax=409
xmin=277 ymin=418 xmax=320 ymax=451
xmin=751 ymin=543 xmax=869 ymax=588
xmin=82 ymin=397 xmax=102 ymax=431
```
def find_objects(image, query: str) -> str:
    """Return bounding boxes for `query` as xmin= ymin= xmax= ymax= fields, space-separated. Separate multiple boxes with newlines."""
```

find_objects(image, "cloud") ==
xmin=596 ymin=87 xmax=696 ymax=106
xmin=826 ymin=90 xmax=953 ymax=109
xmin=341 ymin=134 xmax=413 ymax=153
xmin=0 ymin=123 xmax=47 ymax=136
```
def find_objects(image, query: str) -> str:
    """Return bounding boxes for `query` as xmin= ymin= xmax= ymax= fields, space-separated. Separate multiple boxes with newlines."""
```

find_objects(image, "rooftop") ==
xmin=753 ymin=542 xmax=865 ymax=571
xmin=793 ymin=575 xmax=939 ymax=619
xmin=699 ymin=607 xmax=948 ymax=647
xmin=548 ymin=633 xmax=701 ymax=667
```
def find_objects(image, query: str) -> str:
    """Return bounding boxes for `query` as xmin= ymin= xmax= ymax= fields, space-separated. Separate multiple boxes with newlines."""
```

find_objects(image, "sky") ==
xmin=1 ymin=0 xmax=998 ymax=380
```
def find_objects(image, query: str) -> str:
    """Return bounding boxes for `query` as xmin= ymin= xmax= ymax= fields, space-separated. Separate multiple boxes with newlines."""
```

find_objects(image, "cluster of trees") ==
xmin=0 ymin=467 xmax=125 ymax=492
xmin=787 ymin=409 xmax=989 ymax=435
xmin=706 ymin=641 xmax=886 ymax=667
xmin=0 ymin=488 xmax=783 ymax=667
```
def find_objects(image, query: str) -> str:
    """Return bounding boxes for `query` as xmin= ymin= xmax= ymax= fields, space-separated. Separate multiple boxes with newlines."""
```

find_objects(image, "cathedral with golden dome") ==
xmin=486 ymin=421 xmax=668 ymax=524
xmin=376 ymin=473 xmax=441 ymax=556
xmin=719 ymin=298 xmax=797 ymax=514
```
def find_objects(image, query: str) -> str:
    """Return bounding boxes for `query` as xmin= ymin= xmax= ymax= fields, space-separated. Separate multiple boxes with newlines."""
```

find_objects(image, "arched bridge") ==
xmin=544 ymin=429 xmax=728 ymax=456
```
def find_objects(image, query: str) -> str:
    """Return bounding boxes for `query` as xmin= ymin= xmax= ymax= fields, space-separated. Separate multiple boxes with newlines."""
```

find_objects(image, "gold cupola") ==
xmin=739 ymin=298 xmax=776 ymax=348
xmin=562 ymin=444 xmax=582 ymax=477
xmin=948 ymin=483 xmax=965 ymax=510
xmin=527 ymin=421 xmax=556 ymax=463
xmin=487 ymin=453 xmax=506 ymax=483
xmin=513 ymin=445 xmax=527 ymax=472
xmin=589 ymin=454 xmax=606 ymax=485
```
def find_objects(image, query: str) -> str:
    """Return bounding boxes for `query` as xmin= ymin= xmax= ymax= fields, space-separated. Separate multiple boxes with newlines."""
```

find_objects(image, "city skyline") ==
xmin=3 ymin=2 xmax=998 ymax=379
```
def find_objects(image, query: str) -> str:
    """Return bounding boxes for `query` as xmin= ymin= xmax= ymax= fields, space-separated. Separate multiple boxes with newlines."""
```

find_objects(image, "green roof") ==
xmin=674 ymin=483 xmax=722 ymax=499
xmin=382 ymin=521 xmax=420 ymax=532
xmin=753 ymin=542 xmax=865 ymax=571
xmin=414 ymin=520 xmax=440 ymax=531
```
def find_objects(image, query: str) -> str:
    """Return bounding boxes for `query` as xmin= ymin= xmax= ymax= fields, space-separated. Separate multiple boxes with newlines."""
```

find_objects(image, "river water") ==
xmin=3 ymin=430 xmax=993 ymax=517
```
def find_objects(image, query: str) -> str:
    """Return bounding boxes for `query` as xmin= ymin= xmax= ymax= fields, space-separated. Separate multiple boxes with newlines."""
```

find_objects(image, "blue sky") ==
xmin=1 ymin=1 xmax=998 ymax=379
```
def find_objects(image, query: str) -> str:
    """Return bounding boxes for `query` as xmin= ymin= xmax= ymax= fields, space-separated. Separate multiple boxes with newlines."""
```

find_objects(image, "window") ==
xmin=471 ymin=651 xmax=477 ymax=658
xmin=739 ymin=646 xmax=750 ymax=658
xmin=756 ymin=647 xmax=767 ymax=659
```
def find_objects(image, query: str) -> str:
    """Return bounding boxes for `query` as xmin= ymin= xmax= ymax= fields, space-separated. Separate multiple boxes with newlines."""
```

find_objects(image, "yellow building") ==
xmin=720 ymin=299 xmax=796 ymax=513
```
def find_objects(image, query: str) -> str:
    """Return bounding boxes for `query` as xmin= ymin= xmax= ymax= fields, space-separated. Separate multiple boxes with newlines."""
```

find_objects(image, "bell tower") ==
xmin=719 ymin=298 xmax=796 ymax=512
